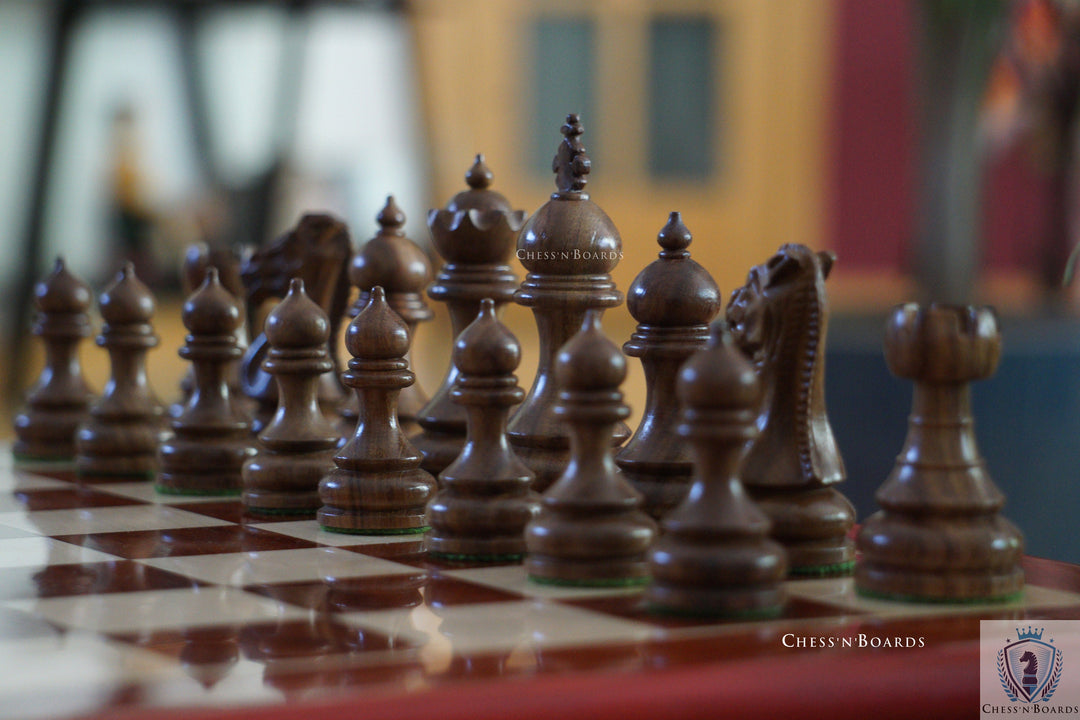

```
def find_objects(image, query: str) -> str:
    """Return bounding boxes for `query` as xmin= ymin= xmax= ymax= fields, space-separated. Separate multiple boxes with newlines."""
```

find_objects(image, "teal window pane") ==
xmin=649 ymin=17 xmax=716 ymax=178
xmin=531 ymin=17 xmax=596 ymax=177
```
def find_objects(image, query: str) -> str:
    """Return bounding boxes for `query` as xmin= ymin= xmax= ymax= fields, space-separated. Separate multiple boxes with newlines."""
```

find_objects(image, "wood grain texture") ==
xmin=14 ymin=257 xmax=96 ymax=461
xmin=157 ymin=268 xmax=255 ymax=495
xmin=242 ymin=278 xmax=338 ymax=515
xmin=616 ymin=212 xmax=721 ymax=518
xmin=509 ymin=115 xmax=627 ymax=493
xmin=76 ymin=263 xmax=168 ymax=478
xmin=855 ymin=303 xmax=1025 ymax=601
xmin=320 ymin=287 xmax=437 ymax=534
xmin=726 ymin=245 xmax=855 ymax=574
xmin=413 ymin=155 xmax=525 ymax=476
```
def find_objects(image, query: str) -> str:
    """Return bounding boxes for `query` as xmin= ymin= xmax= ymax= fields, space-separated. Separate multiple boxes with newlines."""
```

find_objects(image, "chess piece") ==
xmin=157 ymin=268 xmax=255 ymax=495
xmin=855 ymin=304 xmax=1024 ymax=602
xmin=413 ymin=155 xmax=526 ymax=475
xmin=14 ymin=257 xmax=96 ymax=461
xmin=725 ymin=244 xmax=855 ymax=575
xmin=242 ymin=279 xmax=338 ymax=516
xmin=76 ymin=263 xmax=167 ymax=478
xmin=647 ymin=321 xmax=787 ymax=617
xmin=319 ymin=286 xmax=437 ymax=534
xmin=510 ymin=114 xmax=626 ymax=492
xmin=525 ymin=311 xmax=657 ymax=586
xmin=342 ymin=196 xmax=433 ymax=436
xmin=425 ymin=299 xmax=540 ymax=560
xmin=615 ymin=212 xmax=721 ymax=518
xmin=240 ymin=214 xmax=352 ymax=433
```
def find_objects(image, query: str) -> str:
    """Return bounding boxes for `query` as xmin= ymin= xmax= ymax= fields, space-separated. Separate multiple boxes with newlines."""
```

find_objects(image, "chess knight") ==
xmin=725 ymin=244 xmax=856 ymax=575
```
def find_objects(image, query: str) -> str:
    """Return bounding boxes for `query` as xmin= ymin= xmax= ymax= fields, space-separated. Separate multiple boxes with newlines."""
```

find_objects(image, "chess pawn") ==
xmin=616 ymin=212 xmax=721 ymax=518
xmin=726 ymin=245 xmax=855 ymax=575
xmin=341 ymin=197 xmax=433 ymax=436
xmin=647 ymin=321 xmax=787 ymax=617
xmin=413 ymin=155 xmax=526 ymax=475
xmin=856 ymin=304 xmax=1024 ymax=602
xmin=319 ymin=286 xmax=437 ymax=534
xmin=76 ymin=263 xmax=167 ymax=478
xmin=157 ymin=268 xmax=255 ymax=495
xmin=242 ymin=279 xmax=338 ymax=516
xmin=510 ymin=114 xmax=626 ymax=492
xmin=425 ymin=299 xmax=540 ymax=561
xmin=525 ymin=310 xmax=657 ymax=586
xmin=14 ymin=257 xmax=96 ymax=461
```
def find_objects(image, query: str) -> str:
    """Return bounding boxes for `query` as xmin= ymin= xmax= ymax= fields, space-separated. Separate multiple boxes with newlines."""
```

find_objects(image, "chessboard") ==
xmin=3 ymin=451 xmax=1080 ymax=720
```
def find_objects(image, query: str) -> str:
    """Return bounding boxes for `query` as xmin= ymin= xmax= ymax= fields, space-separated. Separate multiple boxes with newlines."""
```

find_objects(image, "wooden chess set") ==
xmin=6 ymin=115 xmax=1080 ymax=720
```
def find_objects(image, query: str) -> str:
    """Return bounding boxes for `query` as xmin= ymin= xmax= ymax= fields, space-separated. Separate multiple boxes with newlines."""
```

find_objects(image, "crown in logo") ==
xmin=1016 ymin=626 xmax=1045 ymax=641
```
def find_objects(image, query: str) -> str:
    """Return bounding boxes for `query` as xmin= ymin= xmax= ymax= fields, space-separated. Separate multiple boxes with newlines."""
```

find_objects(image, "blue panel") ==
xmin=530 ymin=17 xmax=596 ymax=177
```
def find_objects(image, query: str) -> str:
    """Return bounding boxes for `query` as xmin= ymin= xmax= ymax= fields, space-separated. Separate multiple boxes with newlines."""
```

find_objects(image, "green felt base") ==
xmin=154 ymin=485 xmax=241 ymax=497
xmin=855 ymin=586 xmax=1025 ymax=605
xmin=319 ymin=525 xmax=429 ymax=536
xmin=12 ymin=452 xmax=74 ymax=464
xmin=80 ymin=470 xmax=156 ymax=481
xmin=646 ymin=602 xmax=784 ymax=621
xmin=790 ymin=560 xmax=856 ymax=578
xmin=528 ymin=574 xmax=650 ymax=588
xmin=429 ymin=551 xmax=525 ymax=563
xmin=245 ymin=506 xmax=318 ymax=517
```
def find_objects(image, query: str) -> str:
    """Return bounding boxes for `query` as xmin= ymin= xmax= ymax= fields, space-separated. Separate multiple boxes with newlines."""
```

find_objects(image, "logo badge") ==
xmin=997 ymin=626 xmax=1064 ymax=703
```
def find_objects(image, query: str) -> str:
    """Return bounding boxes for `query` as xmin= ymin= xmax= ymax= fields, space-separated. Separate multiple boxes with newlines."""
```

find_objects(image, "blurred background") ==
xmin=2 ymin=0 xmax=1080 ymax=561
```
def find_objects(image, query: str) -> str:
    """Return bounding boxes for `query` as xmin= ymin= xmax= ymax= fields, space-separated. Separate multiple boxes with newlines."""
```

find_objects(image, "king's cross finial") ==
xmin=553 ymin=113 xmax=590 ymax=198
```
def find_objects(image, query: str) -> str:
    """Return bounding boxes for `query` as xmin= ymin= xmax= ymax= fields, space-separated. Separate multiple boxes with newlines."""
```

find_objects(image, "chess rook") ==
xmin=616 ymin=212 xmax=721 ymax=518
xmin=319 ymin=286 xmax=437 ymax=534
xmin=856 ymin=304 xmax=1025 ymax=602
xmin=425 ymin=299 xmax=540 ymax=561
xmin=242 ymin=278 xmax=338 ymax=516
xmin=342 ymin=197 xmax=433 ymax=437
xmin=14 ymin=257 xmax=96 ymax=461
xmin=413 ymin=155 xmax=526 ymax=476
xmin=510 ymin=114 xmax=626 ymax=492
xmin=525 ymin=310 xmax=657 ymax=586
xmin=76 ymin=263 xmax=168 ymax=478
xmin=157 ymin=268 xmax=255 ymax=495
xmin=647 ymin=321 xmax=787 ymax=617
xmin=726 ymin=245 xmax=855 ymax=575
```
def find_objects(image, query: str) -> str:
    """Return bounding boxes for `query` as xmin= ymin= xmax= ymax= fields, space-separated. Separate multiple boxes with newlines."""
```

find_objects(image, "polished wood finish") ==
xmin=240 ymin=214 xmax=352 ymax=433
xmin=242 ymin=279 xmax=338 ymax=516
xmin=425 ymin=299 xmax=540 ymax=560
xmin=76 ymin=263 xmax=167 ymax=478
xmin=13 ymin=257 xmax=95 ymax=461
xmin=319 ymin=286 xmax=437 ymax=534
xmin=413 ymin=155 xmax=526 ymax=476
xmin=342 ymin=197 xmax=433 ymax=437
xmin=509 ymin=114 xmax=626 ymax=492
xmin=157 ymin=269 xmax=255 ymax=495
xmin=647 ymin=321 xmax=786 ymax=616
xmin=525 ymin=310 xmax=657 ymax=586
xmin=726 ymin=244 xmax=855 ymax=574
xmin=855 ymin=303 xmax=1025 ymax=602
xmin=615 ymin=212 xmax=721 ymax=518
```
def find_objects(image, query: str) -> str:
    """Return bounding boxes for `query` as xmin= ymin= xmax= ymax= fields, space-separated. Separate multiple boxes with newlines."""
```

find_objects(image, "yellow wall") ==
xmin=409 ymin=0 xmax=835 ymax=299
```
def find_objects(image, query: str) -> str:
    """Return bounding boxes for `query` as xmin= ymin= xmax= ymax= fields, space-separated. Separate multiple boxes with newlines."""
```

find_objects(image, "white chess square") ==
xmin=441 ymin=564 xmax=648 ymax=600
xmin=0 ymin=505 xmax=232 ymax=536
xmin=0 ymin=537 xmax=119 ymax=569
xmin=91 ymin=481 xmax=232 ymax=505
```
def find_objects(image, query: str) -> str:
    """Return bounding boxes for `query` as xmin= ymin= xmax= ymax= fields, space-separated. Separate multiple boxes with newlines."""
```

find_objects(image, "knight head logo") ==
xmin=997 ymin=626 xmax=1063 ymax=703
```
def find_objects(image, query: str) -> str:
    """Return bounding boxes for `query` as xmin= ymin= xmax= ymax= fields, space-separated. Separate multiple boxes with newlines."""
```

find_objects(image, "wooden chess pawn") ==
xmin=647 ymin=321 xmax=787 ymax=617
xmin=425 ymin=299 xmax=540 ymax=561
xmin=726 ymin=245 xmax=855 ymax=575
xmin=616 ymin=212 xmax=721 ymax=518
xmin=413 ymin=155 xmax=526 ymax=476
xmin=319 ymin=286 xmax=437 ymax=534
xmin=14 ymin=257 xmax=96 ymax=461
xmin=341 ymin=197 xmax=433 ymax=436
xmin=157 ymin=268 xmax=255 ymax=495
xmin=242 ymin=279 xmax=338 ymax=516
xmin=525 ymin=311 xmax=657 ymax=586
xmin=855 ymin=304 xmax=1024 ymax=602
xmin=510 ymin=114 xmax=626 ymax=492
xmin=76 ymin=263 xmax=167 ymax=479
